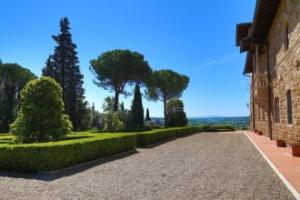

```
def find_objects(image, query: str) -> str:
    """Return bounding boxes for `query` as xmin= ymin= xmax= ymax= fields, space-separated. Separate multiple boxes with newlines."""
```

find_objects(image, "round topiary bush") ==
xmin=166 ymin=99 xmax=188 ymax=127
xmin=10 ymin=76 xmax=72 ymax=142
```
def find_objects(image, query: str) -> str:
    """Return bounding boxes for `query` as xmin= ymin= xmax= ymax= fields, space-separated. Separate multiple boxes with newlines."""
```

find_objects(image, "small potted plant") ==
xmin=276 ymin=139 xmax=287 ymax=147
xmin=291 ymin=142 xmax=300 ymax=157
xmin=254 ymin=129 xmax=258 ymax=134
xmin=258 ymin=130 xmax=263 ymax=136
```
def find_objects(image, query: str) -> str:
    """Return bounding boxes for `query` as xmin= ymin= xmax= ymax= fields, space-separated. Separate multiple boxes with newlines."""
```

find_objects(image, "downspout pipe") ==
xmin=266 ymin=45 xmax=273 ymax=140
xmin=245 ymin=67 xmax=255 ymax=131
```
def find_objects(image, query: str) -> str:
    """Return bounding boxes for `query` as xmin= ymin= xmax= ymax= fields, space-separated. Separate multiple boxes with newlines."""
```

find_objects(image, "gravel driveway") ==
xmin=0 ymin=132 xmax=295 ymax=200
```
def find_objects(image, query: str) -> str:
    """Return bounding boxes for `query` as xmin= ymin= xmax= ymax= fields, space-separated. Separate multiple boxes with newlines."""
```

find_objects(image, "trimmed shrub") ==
xmin=136 ymin=126 xmax=205 ymax=147
xmin=103 ymin=111 xmax=125 ymax=132
xmin=166 ymin=99 xmax=187 ymax=127
xmin=10 ymin=77 xmax=72 ymax=142
xmin=0 ymin=133 xmax=136 ymax=172
xmin=204 ymin=125 xmax=235 ymax=132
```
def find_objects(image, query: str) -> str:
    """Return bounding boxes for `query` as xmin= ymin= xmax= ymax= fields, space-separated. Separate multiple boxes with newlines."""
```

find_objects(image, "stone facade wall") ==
xmin=251 ymin=0 xmax=300 ymax=144
xmin=252 ymin=48 xmax=269 ymax=136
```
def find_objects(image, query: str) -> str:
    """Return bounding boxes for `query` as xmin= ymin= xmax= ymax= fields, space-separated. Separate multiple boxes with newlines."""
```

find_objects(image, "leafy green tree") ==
xmin=42 ymin=17 xmax=85 ymax=131
xmin=130 ymin=84 xmax=144 ymax=128
xmin=102 ymin=96 xmax=115 ymax=112
xmin=145 ymin=108 xmax=151 ymax=121
xmin=90 ymin=49 xmax=152 ymax=111
xmin=91 ymin=103 xmax=103 ymax=129
xmin=166 ymin=99 xmax=187 ymax=127
xmin=10 ymin=77 xmax=72 ymax=142
xmin=0 ymin=63 xmax=36 ymax=132
xmin=146 ymin=70 xmax=189 ymax=126
xmin=103 ymin=111 xmax=125 ymax=132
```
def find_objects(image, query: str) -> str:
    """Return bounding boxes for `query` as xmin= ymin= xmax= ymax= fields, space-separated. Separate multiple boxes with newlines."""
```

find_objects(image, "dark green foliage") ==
xmin=42 ymin=17 xmax=85 ymax=131
xmin=145 ymin=108 xmax=151 ymax=121
xmin=76 ymin=101 xmax=93 ymax=131
xmin=10 ymin=77 xmax=72 ymax=143
xmin=90 ymin=49 xmax=152 ymax=111
xmin=136 ymin=126 xmax=206 ymax=147
xmin=103 ymin=111 xmax=125 ymax=132
xmin=0 ymin=63 xmax=36 ymax=133
xmin=102 ymin=96 xmax=127 ymax=132
xmin=130 ymin=84 xmax=144 ymax=129
xmin=0 ymin=133 xmax=136 ymax=172
xmin=204 ymin=124 xmax=235 ymax=132
xmin=102 ymin=96 xmax=114 ymax=112
xmin=166 ymin=99 xmax=187 ymax=127
xmin=146 ymin=70 xmax=189 ymax=126
xmin=91 ymin=103 xmax=103 ymax=129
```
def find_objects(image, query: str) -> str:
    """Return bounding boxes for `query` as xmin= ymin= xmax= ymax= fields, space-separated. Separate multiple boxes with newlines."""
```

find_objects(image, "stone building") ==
xmin=236 ymin=0 xmax=300 ymax=144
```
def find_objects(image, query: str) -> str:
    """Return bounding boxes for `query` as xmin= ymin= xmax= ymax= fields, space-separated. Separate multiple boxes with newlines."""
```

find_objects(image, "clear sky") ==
xmin=0 ymin=0 xmax=256 ymax=117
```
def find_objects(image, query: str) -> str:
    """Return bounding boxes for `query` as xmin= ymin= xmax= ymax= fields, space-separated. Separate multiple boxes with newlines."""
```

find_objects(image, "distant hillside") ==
xmin=188 ymin=116 xmax=249 ymax=130
xmin=151 ymin=116 xmax=250 ymax=130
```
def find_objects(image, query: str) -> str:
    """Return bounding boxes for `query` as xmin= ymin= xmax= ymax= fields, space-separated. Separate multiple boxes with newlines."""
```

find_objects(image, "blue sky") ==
xmin=0 ymin=0 xmax=256 ymax=117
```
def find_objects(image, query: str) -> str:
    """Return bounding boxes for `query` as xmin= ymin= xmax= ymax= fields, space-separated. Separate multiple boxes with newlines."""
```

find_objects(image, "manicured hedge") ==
xmin=136 ymin=126 xmax=206 ymax=147
xmin=0 ymin=125 xmax=236 ymax=172
xmin=204 ymin=125 xmax=235 ymax=132
xmin=0 ymin=133 xmax=136 ymax=172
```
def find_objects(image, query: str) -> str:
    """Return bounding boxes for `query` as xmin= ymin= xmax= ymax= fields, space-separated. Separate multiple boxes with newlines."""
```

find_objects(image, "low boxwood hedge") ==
xmin=135 ymin=126 xmax=206 ymax=147
xmin=0 ymin=133 xmax=136 ymax=172
xmin=204 ymin=125 xmax=235 ymax=132
xmin=0 ymin=126 xmax=235 ymax=172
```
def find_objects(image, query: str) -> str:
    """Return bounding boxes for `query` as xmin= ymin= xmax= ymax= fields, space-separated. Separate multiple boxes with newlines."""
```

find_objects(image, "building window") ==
xmin=287 ymin=90 xmax=293 ymax=124
xmin=262 ymin=110 xmax=265 ymax=121
xmin=284 ymin=23 xmax=289 ymax=50
xmin=258 ymin=107 xmax=260 ymax=121
xmin=274 ymin=97 xmax=280 ymax=123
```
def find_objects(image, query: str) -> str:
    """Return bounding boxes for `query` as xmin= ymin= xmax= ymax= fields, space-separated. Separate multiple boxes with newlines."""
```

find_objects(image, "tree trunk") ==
xmin=114 ymin=91 xmax=119 ymax=111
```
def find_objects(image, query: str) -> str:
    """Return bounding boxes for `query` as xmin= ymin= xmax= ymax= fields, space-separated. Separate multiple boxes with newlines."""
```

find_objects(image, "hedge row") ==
xmin=0 ymin=126 xmax=234 ymax=172
xmin=136 ymin=126 xmax=206 ymax=147
xmin=0 ymin=133 xmax=136 ymax=172
xmin=204 ymin=125 xmax=236 ymax=132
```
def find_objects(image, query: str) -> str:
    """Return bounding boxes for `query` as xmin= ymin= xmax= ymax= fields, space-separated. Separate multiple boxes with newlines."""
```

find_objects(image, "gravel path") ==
xmin=0 ymin=132 xmax=295 ymax=200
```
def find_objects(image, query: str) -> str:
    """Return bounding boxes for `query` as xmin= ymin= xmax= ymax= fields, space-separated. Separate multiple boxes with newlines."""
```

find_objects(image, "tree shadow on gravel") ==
xmin=0 ymin=149 xmax=139 ymax=182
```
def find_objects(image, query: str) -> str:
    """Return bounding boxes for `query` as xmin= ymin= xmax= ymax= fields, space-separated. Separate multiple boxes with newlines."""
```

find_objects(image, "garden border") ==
xmin=0 ymin=126 xmax=235 ymax=173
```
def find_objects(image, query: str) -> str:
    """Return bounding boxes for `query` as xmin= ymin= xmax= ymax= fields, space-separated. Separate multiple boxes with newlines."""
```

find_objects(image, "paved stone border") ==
xmin=244 ymin=132 xmax=300 ymax=200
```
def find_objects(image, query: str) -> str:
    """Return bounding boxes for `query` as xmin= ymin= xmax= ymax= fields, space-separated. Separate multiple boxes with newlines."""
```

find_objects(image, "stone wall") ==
xmin=252 ymin=45 xmax=270 ymax=136
xmin=255 ymin=0 xmax=300 ymax=144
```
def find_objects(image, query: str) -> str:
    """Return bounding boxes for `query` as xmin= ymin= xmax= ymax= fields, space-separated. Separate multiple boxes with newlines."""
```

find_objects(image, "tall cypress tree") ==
xmin=145 ymin=108 xmax=151 ymax=121
xmin=130 ymin=84 xmax=144 ymax=128
xmin=42 ymin=17 xmax=85 ymax=130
